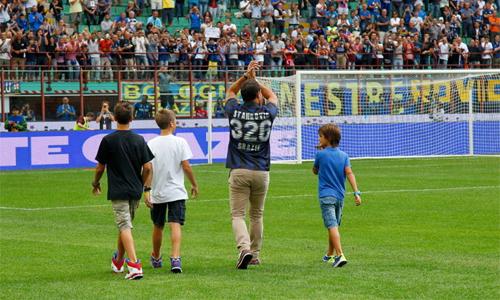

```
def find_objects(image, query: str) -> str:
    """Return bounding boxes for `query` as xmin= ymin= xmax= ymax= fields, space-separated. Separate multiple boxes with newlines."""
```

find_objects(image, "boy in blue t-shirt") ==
xmin=313 ymin=124 xmax=362 ymax=268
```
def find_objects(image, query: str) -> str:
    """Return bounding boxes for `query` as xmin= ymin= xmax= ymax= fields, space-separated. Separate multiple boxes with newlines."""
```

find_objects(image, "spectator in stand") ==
xmin=119 ymin=31 xmax=135 ymax=79
xmin=287 ymin=3 xmax=301 ymax=30
xmin=175 ymin=0 xmax=185 ymax=21
xmin=199 ymin=0 xmax=208 ymax=16
xmin=163 ymin=0 xmax=175 ymax=27
xmin=11 ymin=31 xmax=27 ymax=81
xmin=99 ymin=33 xmax=113 ymax=80
xmin=270 ymin=34 xmax=284 ymax=76
xmin=493 ymin=34 xmax=500 ymax=67
xmin=83 ymin=0 xmax=98 ymax=29
xmin=97 ymin=0 xmax=111 ymax=24
xmin=460 ymin=1 xmax=475 ymax=38
xmin=0 ymin=0 xmax=11 ymax=32
xmin=151 ymin=0 xmax=162 ymax=13
xmin=134 ymin=95 xmax=153 ymax=119
xmin=96 ymin=100 xmax=114 ymax=129
xmin=273 ymin=3 xmax=285 ymax=35
xmin=5 ymin=106 xmax=27 ymax=132
xmin=239 ymin=0 xmax=251 ymax=19
xmin=223 ymin=18 xmax=237 ymax=35
xmin=133 ymin=29 xmax=148 ymax=78
xmin=147 ymin=10 xmax=163 ymax=28
xmin=65 ymin=35 xmax=81 ymax=80
xmin=28 ymin=6 xmax=43 ymax=31
xmin=438 ymin=37 xmax=450 ymax=68
xmin=377 ymin=9 xmax=390 ymax=41
xmin=69 ymin=0 xmax=83 ymax=33
xmin=249 ymin=0 xmax=261 ymax=29
xmin=88 ymin=32 xmax=101 ymax=80
xmin=469 ymin=38 xmax=482 ymax=68
xmin=0 ymin=32 xmax=11 ymax=78
xmin=56 ymin=97 xmax=77 ymax=121
xmin=101 ymin=13 xmax=113 ymax=32
xmin=262 ymin=0 xmax=273 ymax=31
xmin=49 ymin=0 xmax=64 ymax=23
xmin=283 ymin=38 xmax=296 ymax=74
xmin=481 ymin=36 xmax=493 ymax=68
xmin=188 ymin=5 xmax=201 ymax=32
xmin=393 ymin=37 xmax=403 ymax=69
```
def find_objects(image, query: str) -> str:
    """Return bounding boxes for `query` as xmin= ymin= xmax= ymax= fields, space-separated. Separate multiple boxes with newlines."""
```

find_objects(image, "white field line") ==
xmin=0 ymin=185 xmax=498 ymax=211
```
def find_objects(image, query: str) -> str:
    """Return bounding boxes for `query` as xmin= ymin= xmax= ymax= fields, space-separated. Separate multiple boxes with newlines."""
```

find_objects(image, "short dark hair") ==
xmin=240 ymin=79 xmax=261 ymax=102
xmin=318 ymin=123 xmax=341 ymax=147
xmin=114 ymin=102 xmax=133 ymax=124
xmin=155 ymin=109 xmax=176 ymax=130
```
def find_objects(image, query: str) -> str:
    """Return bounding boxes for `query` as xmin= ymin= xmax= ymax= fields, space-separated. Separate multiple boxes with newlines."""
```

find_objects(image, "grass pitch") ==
xmin=1 ymin=157 xmax=499 ymax=299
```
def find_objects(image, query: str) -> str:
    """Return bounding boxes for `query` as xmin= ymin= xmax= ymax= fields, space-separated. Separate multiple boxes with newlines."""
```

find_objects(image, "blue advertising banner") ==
xmin=1 ymin=122 xmax=499 ymax=171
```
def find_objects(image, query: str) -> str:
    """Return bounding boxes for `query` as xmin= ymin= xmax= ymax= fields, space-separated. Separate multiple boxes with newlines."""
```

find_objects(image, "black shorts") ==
xmin=150 ymin=200 xmax=186 ymax=226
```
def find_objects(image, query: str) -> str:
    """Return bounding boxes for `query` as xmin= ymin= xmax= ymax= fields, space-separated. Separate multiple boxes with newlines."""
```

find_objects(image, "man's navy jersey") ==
xmin=225 ymin=98 xmax=278 ymax=171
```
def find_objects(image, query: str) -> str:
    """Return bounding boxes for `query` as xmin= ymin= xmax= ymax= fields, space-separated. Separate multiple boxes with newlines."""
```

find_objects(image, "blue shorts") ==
xmin=319 ymin=197 xmax=344 ymax=229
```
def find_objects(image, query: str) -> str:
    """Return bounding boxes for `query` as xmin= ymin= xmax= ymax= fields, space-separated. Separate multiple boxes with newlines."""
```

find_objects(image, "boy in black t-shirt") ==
xmin=92 ymin=101 xmax=154 ymax=280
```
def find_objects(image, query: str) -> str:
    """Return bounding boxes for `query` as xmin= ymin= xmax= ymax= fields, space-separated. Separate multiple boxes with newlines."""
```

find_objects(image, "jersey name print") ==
xmin=224 ymin=98 xmax=278 ymax=171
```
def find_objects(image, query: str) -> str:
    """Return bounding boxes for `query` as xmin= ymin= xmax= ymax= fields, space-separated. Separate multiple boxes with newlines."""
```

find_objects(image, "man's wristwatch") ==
xmin=144 ymin=186 xmax=151 ymax=192
xmin=243 ymin=73 xmax=249 ymax=80
xmin=353 ymin=191 xmax=362 ymax=196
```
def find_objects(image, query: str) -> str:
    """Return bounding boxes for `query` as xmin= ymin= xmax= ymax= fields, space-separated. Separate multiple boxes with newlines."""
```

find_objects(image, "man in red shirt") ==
xmin=99 ymin=34 xmax=114 ymax=80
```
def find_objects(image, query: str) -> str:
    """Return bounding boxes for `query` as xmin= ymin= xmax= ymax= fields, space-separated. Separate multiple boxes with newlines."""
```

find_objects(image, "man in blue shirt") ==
xmin=56 ymin=97 xmax=77 ymax=121
xmin=134 ymin=96 xmax=153 ymax=119
xmin=28 ymin=6 xmax=43 ymax=31
xmin=225 ymin=61 xmax=278 ymax=269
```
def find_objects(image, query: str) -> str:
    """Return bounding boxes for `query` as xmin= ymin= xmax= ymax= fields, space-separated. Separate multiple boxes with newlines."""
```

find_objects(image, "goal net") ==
xmin=295 ymin=70 xmax=500 ymax=161
xmin=251 ymin=70 xmax=500 ymax=163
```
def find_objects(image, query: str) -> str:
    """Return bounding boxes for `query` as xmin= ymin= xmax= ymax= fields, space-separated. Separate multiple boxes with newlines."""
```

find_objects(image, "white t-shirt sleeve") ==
xmin=181 ymin=138 xmax=193 ymax=162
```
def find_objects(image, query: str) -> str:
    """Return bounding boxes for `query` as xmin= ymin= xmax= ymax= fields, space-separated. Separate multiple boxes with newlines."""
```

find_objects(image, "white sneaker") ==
xmin=124 ymin=259 xmax=143 ymax=280
xmin=111 ymin=251 xmax=124 ymax=273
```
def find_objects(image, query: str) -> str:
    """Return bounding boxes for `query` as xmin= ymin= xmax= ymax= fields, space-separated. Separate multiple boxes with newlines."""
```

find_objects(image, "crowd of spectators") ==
xmin=0 ymin=0 xmax=499 ymax=82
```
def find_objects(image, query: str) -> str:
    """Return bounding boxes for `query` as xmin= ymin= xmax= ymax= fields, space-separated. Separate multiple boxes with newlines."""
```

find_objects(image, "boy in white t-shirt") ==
xmin=146 ymin=109 xmax=199 ymax=273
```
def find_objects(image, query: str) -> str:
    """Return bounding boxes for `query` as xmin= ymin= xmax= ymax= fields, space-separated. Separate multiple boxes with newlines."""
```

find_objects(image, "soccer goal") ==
xmin=205 ymin=70 xmax=500 ymax=165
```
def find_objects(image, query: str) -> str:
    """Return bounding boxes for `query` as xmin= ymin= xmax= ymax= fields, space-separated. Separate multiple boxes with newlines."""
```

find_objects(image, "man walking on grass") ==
xmin=225 ymin=61 xmax=279 ymax=269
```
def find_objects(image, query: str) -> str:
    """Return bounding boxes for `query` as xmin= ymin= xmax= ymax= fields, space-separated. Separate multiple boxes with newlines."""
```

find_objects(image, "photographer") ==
xmin=96 ymin=100 xmax=115 ymax=129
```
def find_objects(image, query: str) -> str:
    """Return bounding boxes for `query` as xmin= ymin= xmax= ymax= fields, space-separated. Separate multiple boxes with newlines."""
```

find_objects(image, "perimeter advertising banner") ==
xmin=1 ymin=122 xmax=499 ymax=170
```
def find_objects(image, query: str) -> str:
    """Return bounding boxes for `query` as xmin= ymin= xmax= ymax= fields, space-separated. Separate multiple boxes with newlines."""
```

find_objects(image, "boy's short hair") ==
xmin=240 ymin=79 xmax=261 ymax=102
xmin=319 ymin=123 xmax=341 ymax=147
xmin=114 ymin=102 xmax=133 ymax=124
xmin=155 ymin=109 xmax=176 ymax=129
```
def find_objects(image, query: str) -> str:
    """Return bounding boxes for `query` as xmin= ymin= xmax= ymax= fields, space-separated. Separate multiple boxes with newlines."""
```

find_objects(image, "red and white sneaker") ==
xmin=125 ymin=259 xmax=143 ymax=280
xmin=111 ymin=251 xmax=125 ymax=273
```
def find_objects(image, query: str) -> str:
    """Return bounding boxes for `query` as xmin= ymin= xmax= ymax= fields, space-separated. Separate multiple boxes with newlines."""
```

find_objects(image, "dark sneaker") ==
xmin=150 ymin=254 xmax=163 ymax=269
xmin=322 ymin=254 xmax=333 ymax=263
xmin=236 ymin=250 xmax=253 ymax=269
xmin=332 ymin=255 xmax=347 ymax=268
xmin=249 ymin=258 xmax=260 ymax=266
xmin=170 ymin=257 xmax=182 ymax=273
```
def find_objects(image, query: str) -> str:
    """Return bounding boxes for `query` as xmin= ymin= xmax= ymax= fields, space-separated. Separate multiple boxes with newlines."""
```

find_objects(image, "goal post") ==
xmin=292 ymin=69 xmax=500 ymax=162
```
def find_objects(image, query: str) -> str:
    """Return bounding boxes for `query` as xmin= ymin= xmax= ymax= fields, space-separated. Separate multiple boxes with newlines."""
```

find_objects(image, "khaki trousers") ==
xmin=229 ymin=169 xmax=270 ymax=258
